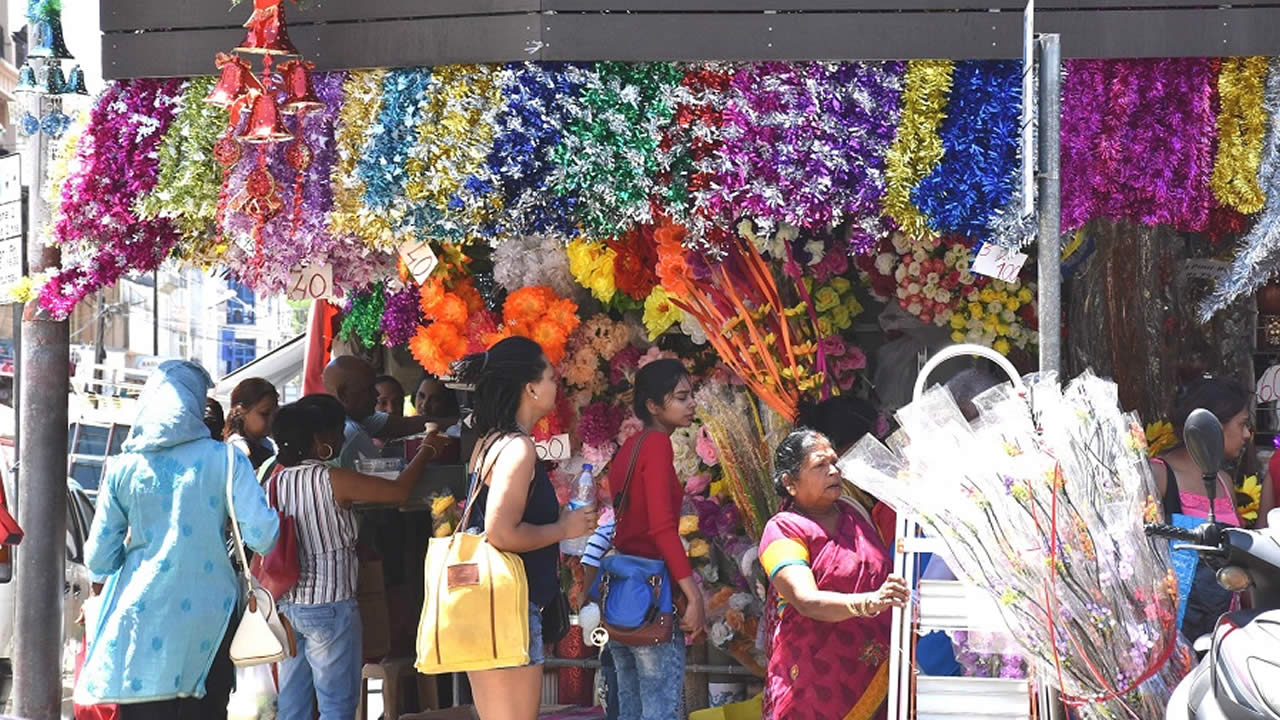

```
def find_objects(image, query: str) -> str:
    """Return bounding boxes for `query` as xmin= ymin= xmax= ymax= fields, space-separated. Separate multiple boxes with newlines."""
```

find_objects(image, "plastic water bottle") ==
xmin=559 ymin=464 xmax=595 ymax=555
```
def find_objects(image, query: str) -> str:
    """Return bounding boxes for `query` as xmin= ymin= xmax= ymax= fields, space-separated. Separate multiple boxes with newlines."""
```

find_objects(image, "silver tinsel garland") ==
xmin=1200 ymin=58 xmax=1280 ymax=321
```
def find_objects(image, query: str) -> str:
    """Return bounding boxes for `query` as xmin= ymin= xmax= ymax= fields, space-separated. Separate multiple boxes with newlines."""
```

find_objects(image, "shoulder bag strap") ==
xmin=1154 ymin=458 xmax=1183 ymax=518
xmin=225 ymin=444 xmax=253 ymax=586
xmin=612 ymin=431 xmax=653 ymax=524
xmin=456 ymin=433 xmax=521 ymax=536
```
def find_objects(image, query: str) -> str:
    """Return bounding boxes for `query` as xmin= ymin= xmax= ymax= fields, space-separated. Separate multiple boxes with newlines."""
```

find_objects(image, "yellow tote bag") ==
xmin=416 ymin=442 xmax=531 ymax=673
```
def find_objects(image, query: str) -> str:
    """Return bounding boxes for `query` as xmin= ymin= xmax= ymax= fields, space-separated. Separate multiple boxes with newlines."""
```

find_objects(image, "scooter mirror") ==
xmin=1184 ymin=408 xmax=1224 ymax=506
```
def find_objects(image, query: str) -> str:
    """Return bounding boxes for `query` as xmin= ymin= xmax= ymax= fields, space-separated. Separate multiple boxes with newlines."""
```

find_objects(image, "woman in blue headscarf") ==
xmin=75 ymin=361 xmax=280 ymax=720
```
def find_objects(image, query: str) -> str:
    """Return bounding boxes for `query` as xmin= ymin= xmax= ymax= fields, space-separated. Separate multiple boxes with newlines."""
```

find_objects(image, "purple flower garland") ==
xmin=1061 ymin=59 xmax=1218 ymax=232
xmin=43 ymin=78 xmax=186 ymax=318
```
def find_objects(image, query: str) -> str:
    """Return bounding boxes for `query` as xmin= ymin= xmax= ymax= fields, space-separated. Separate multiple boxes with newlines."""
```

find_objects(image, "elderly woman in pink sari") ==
xmin=759 ymin=429 xmax=909 ymax=720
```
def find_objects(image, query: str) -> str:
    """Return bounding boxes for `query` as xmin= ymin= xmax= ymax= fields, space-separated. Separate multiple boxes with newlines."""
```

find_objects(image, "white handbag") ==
xmin=224 ymin=444 xmax=297 ymax=666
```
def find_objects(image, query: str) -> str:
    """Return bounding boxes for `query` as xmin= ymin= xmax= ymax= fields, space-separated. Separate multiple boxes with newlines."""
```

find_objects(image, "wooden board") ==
xmin=100 ymin=0 xmax=1280 ymax=79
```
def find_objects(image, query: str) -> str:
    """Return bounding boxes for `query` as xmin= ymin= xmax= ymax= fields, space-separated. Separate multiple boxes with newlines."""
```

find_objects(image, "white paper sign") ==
xmin=398 ymin=240 xmax=438 ymax=284
xmin=0 ymin=155 xmax=20 ymax=205
xmin=0 ymin=202 xmax=20 ymax=240
xmin=1258 ymin=364 xmax=1280 ymax=403
xmin=535 ymin=433 xmax=571 ymax=462
xmin=971 ymin=243 xmax=1028 ymax=283
xmin=0 ymin=237 xmax=20 ymax=290
xmin=287 ymin=264 xmax=334 ymax=301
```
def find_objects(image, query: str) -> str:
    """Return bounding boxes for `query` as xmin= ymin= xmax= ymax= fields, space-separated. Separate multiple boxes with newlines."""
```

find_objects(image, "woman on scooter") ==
xmin=1150 ymin=378 xmax=1274 ymax=643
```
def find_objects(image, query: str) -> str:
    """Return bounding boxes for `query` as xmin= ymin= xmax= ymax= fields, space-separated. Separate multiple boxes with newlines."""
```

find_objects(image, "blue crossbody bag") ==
xmin=587 ymin=431 xmax=680 ymax=646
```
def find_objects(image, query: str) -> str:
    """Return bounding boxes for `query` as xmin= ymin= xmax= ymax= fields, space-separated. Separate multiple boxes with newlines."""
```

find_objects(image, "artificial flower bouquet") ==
xmin=841 ymin=371 xmax=1192 ymax=719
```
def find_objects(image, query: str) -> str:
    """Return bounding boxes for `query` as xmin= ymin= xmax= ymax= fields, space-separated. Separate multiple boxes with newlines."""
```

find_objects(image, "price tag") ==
xmin=971 ymin=243 xmax=1028 ymax=283
xmin=0 ymin=155 xmax=20 ymax=205
xmin=1258 ymin=364 xmax=1280 ymax=403
xmin=535 ymin=433 xmax=571 ymax=462
xmin=287 ymin=264 xmax=334 ymax=302
xmin=399 ymin=240 xmax=438 ymax=284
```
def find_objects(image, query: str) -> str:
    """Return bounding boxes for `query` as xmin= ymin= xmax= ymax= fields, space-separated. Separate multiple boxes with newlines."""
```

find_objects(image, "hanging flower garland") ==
xmin=912 ymin=60 xmax=1021 ymax=239
xmin=553 ymin=62 xmax=685 ymax=237
xmin=328 ymin=69 xmax=388 ymax=248
xmin=136 ymin=77 xmax=228 ymax=250
xmin=1061 ymin=59 xmax=1217 ymax=232
xmin=1200 ymin=59 xmax=1280 ymax=320
xmin=43 ymin=107 xmax=90 ymax=229
xmin=654 ymin=63 xmax=733 ymax=236
xmin=339 ymin=281 xmax=386 ymax=349
xmin=355 ymin=68 xmax=433 ymax=247
xmin=402 ymin=64 xmax=507 ymax=242
xmin=1211 ymin=56 xmax=1269 ymax=215
xmin=882 ymin=60 xmax=953 ymax=241
xmin=484 ymin=62 xmax=584 ymax=237
xmin=42 ymin=79 xmax=187 ymax=319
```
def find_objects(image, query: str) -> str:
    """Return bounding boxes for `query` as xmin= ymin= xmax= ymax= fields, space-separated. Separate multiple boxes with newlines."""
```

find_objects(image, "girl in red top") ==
xmin=607 ymin=358 xmax=706 ymax=720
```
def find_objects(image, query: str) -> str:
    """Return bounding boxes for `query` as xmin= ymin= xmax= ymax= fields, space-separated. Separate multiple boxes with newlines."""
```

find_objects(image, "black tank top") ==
xmin=465 ymin=439 xmax=560 ymax=609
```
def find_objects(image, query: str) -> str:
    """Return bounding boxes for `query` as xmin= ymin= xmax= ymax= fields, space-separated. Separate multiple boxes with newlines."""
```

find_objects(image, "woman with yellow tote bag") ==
xmin=417 ymin=337 xmax=595 ymax=720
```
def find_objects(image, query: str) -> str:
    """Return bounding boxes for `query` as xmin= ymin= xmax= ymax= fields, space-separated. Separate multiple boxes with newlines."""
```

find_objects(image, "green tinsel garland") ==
xmin=135 ymin=77 xmax=228 ymax=245
xmin=338 ymin=282 xmax=386 ymax=349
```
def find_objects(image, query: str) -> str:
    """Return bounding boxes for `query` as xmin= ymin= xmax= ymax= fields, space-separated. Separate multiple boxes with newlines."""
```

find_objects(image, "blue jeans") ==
xmin=609 ymin=629 xmax=684 ymax=720
xmin=527 ymin=602 xmax=545 ymax=666
xmin=277 ymin=598 xmax=362 ymax=720
xmin=601 ymin=647 xmax=619 ymax=720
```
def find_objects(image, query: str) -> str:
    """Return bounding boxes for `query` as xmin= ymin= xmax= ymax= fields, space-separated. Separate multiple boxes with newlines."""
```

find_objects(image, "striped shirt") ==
xmin=582 ymin=518 xmax=616 ymax=569
xmin=273 ymin=461 xmax=360 ymax=605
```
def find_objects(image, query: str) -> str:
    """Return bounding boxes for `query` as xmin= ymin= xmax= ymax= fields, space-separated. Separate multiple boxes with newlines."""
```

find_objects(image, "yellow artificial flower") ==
xmin=1239 ymin=474 xmax=1262 ymax=522
xmin=708 ymin=480 xmax=725 ymax=498
xmin=979 ymin=288 xmax=996 ymax=303
xmin=431 ymin=495 xmax=456 ymax=517
xmin=845 ymin=295 xmax=864 ymax=318
xmin=951 ymin=330 xmax=966 ymax=343
xmin=817 ymin=315 xmax=835 ymax=337
xmin=679 ymin=515 xmax=700 ymax=536
xmin=994 ymin=338 xmax=1011 ymax=355
xmin=1145 ymin=420 xmax=1177 ymax=457
xmin=830 ymin=304 xmax=852 ymax=330
xmin=813 ymin=286 xmax=841 ymax=313
xmin=434 ymin=522 xmax=454 ymax=538
xmin=643 ymin=286 xmax=684 ymax=340
xmin=950 ymin=313 xmax=966 ymax=330
xmin=830 ymin=277 xmax=852 ymax=293
xmin=1017 ymin=287 xmax=1033 ymax=304
xmin=968 ymin=302 xmax=984 ymax=318
xmin=784 ymin=302 xmax=808 ymax=317
xmin=688 ymin=539 xmax=711 ymax=558
xmin=566 ymin=238 xmax=617 ymax=303
xmin=1004 ymin=298 xmax=1021 ymax=312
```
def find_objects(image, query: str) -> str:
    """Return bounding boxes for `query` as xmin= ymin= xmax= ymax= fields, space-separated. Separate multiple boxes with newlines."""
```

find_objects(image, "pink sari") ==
xmin=759 ymin=502 xmax=893 ymax=720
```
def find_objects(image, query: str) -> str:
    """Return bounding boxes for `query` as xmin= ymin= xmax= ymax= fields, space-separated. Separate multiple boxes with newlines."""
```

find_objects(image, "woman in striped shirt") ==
xmin=270 ymin=394 xmax=447 ymax=720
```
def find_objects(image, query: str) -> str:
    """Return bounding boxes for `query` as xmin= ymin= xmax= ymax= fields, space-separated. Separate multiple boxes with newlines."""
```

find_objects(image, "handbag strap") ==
xmin=612 ymin=430 xmax=654 ymax=524
xmin=456 ymin=433 xmax=522 ymax=537
xmin=225 ymin=444 xmax=253 ymax=587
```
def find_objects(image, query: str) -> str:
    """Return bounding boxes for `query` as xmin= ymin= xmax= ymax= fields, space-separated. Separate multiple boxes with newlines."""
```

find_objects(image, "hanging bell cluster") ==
xmin=206 ymin=0 xmax=319 ymax=144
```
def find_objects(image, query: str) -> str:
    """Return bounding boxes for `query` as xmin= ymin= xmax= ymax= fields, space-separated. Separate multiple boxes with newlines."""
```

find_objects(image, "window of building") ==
xmin=220 ymin=329 xmax=257 ymax=376
xmin=226 ymin=280 xmax=256 ymax=325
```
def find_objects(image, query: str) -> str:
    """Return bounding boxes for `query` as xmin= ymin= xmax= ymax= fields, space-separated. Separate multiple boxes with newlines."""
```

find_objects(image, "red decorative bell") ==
xmin=205 ymin=53 xmax=258 ymax=108
xmin=278 ymin=59 xmax=324 ymax=114
xmin=237 ymin=92 xmax=294 ymax=144
xmin=235 ymin=2 xmax=300 ymax=56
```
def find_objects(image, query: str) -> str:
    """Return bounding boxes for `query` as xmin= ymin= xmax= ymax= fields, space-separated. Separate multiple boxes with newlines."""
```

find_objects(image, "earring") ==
xmin=319 ymin=443 xmax=334 ymax=461
xmin=531 ymin=391 xmax=539 ymax=399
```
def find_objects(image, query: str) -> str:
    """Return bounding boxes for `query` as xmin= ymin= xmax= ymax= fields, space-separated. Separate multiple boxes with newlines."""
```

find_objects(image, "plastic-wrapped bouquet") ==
xmin=840 ymin=371 xmax=1192 ymax=719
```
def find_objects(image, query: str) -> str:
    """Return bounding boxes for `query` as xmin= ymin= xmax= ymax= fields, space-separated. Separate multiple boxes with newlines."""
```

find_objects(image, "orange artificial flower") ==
xmin=504 ymin=286 xmax=556 ymax=324
xmin=452 ymin=277 xmax=486 ymax=315
xmin=545 ymin=298 xmax=581 ymax=336
xmin=528 ymin=321 xmax=570 ymax=365
xmin=426 ymin=293 xmax=468 ymax=327
xmin=655 ymin=225 xmax=690 ymax=293
xmin=419 ymin=277 xmax=446 ymax=316
xmin=410 ymin=322 xmax=468 ymax=377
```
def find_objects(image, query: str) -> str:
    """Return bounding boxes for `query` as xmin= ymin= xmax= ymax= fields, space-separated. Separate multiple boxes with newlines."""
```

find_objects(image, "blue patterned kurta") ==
xmin=75 ymin=361 xmax=279 ymax=704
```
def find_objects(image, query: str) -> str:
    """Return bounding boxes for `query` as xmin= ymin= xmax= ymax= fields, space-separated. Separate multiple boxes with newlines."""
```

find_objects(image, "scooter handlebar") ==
xmin=1144 ymin=523 xmax=1203 ymax=543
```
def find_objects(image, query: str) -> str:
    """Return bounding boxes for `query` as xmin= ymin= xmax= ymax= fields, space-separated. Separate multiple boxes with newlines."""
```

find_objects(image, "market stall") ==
xmin=17 ymin=0 xmax=1280 ymax=717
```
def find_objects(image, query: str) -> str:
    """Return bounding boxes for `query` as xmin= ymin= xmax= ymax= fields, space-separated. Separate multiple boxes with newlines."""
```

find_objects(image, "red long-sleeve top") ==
xmin=608 ymin=431 xmax=693 ymax=581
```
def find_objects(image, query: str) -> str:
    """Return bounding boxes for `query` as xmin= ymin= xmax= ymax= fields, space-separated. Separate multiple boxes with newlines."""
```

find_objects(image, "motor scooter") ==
xmin=1145 ymin=408 xmax=1280 ymax=719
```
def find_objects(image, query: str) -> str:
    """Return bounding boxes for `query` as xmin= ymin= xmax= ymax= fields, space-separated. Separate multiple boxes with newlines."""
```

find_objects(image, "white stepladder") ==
xmin=886 ymin=343 xmax=1058 ymax=720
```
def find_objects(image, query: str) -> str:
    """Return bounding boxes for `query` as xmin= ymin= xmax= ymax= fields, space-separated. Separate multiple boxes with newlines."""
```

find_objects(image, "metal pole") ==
xmin=1036 ymin=34 xmax=1062 ymax=377
xmin=13 ymin=60 xmax=69 ymax=719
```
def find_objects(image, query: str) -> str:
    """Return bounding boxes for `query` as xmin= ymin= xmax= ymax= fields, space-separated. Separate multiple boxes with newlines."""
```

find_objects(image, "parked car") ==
xmin=0 ymin=461 xmax=96 ymax=711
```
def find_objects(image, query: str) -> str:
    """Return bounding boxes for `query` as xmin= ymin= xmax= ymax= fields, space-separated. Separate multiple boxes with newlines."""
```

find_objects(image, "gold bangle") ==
xmin=846 ymin=596 xmax=865 ymax=618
